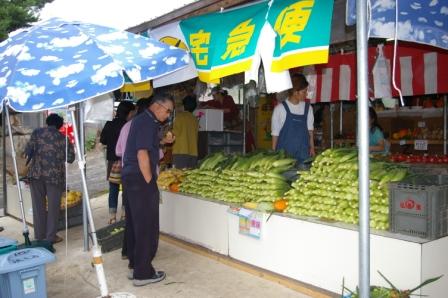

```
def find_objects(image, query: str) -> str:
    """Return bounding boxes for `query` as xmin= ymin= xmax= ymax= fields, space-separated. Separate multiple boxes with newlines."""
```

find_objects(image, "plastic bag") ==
xmin=372 ymin=44 xmax=392 ymax=99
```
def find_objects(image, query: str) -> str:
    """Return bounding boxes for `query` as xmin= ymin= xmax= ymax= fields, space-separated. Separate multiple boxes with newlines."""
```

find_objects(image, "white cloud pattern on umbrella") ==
xmin=346 ymin=0 xmax=448 ymax=50
xmin=0 ymin=18 xmax=189 ymax=112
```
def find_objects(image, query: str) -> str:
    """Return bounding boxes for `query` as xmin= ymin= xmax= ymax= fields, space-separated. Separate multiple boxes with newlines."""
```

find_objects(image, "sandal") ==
xmin=108 ymin=217 xmax=117 ymax=225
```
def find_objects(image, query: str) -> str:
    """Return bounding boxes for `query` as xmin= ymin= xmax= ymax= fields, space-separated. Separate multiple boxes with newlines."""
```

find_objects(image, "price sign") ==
xmin=399 ymin=140 xmax=407 ymax=146
xmin=418 ymin=121 xmax=426 ymax=128
xmin=238 ymin=209 xmax=262 ymax=239
xmin=414 ymin=140 xmax=428 ymax=151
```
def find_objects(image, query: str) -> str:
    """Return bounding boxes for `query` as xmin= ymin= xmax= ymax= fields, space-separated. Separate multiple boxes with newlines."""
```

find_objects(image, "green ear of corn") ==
xmin=338 ymin=150 xmax=358 ymax=163
xmin=265 ymin=172 xmax=285 ymax=180
xmin=272 ymin=158 xmax=296 ymax=168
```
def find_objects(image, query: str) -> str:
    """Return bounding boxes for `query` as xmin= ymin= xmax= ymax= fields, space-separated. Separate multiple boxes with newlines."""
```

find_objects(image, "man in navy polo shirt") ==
xmin=122 ymin=93 xmax=174 ymax=286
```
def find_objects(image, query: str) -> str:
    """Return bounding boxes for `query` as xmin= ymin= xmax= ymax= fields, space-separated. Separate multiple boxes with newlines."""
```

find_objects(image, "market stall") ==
xmin=157 ymin=148 xmax=448 ymax=296
xmin=144 ymin=0 xmax=448 ymax=296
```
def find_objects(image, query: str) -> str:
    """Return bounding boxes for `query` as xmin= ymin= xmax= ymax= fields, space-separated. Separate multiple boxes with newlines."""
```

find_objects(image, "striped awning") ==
xmin=296 ymin=42 xmax=448 ymax=103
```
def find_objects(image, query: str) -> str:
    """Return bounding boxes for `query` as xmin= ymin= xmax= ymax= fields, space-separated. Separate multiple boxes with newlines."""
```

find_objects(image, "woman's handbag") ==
xmin=108 ymin=160 xmax=122 ymax=184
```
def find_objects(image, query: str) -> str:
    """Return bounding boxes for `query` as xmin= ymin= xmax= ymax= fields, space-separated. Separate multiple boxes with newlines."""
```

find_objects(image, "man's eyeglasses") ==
xmin=156 ymin=102 xmax=173 ymax=115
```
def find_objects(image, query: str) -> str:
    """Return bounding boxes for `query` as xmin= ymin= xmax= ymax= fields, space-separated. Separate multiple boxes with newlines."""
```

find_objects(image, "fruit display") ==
xmin=180 ymin=151 xmax=295 ymax=204
xmin=392 ymin=127 xmax=443 ymax=140
xmin=389 ymin=153 xmax=448 ymax=164
xmin=285 ymin=148 xmax=409 ymax=230
xmin=61 ymin=191 xmax=82 ymax=209
xmin=46 ymin=190 xmax=82 ymax=210
xmin=391 ymin=128 xmax=412 ymax=140
xmin=157 ymin=168 xmax=185 ymax=190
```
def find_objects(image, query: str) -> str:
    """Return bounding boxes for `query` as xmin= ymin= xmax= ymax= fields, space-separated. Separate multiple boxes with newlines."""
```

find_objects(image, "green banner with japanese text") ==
xmin=180 ymin=1 xmax=269 ymax=83
xmin=267 ymin=0 xmax=334 ymax=72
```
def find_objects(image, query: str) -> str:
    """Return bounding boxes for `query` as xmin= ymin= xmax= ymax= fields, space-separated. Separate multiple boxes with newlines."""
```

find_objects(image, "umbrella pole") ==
xmin=2 ymin=102 xmax=6 ymax=216
xmin=70 ymin=108 xmax=110 ymax=297
xmin=78 ymin=103 xmax=90 ymax=252
xmin=4 ymin=105 xmax=31 ymax=245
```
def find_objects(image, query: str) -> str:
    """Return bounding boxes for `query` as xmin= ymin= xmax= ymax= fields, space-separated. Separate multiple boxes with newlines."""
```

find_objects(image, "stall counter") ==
xmin=160 ymin=190 xmax=447 ymax=297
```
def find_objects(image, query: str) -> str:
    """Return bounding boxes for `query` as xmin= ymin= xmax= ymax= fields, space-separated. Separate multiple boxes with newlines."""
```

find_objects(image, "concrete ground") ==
xmin=0 ymin=194 xmax=313 ymax=298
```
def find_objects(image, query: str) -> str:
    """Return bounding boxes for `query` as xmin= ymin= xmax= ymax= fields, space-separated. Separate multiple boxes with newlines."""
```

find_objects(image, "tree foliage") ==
xmin=0 ymin=0 xmax=54 ymax=41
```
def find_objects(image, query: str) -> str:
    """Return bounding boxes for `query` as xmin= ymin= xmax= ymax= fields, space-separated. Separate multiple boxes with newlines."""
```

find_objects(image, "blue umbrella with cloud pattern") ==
xmin=0 ymin=17 xmax=189 ymax=112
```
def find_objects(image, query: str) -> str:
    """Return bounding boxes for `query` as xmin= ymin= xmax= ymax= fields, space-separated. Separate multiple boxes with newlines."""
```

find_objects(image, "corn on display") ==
xmin=180 ymin=151 xmax=294 ymax=204
xmin=285 ymin=148 xmax=409 ymax=230
xmin=157 ymin=168 xmax=185 ymax=190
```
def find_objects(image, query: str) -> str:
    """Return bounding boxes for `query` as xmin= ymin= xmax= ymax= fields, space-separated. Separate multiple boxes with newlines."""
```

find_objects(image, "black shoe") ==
xmin=52 ymin=235 xmax=63 ymax=244
xmin=133 ymin=271 xmax=166 ymax=286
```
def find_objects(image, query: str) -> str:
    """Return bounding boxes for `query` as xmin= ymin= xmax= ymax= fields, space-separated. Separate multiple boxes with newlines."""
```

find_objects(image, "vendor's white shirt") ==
xmin=271 ymin=99 xmax=314 ymax=136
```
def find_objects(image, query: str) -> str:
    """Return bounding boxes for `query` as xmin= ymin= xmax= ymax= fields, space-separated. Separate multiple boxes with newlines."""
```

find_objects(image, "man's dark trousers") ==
xmin=122 ymin=173 xmax=159 ymax=280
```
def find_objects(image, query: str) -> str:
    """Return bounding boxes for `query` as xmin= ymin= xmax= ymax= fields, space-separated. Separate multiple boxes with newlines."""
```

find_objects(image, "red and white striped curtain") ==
xmin=296 ymin=42 xmax=448 ymax=103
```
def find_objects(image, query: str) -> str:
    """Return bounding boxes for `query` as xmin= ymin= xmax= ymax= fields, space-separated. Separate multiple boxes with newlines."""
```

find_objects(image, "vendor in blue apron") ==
xmin=271 ymin=73 xmax=315 ymax=165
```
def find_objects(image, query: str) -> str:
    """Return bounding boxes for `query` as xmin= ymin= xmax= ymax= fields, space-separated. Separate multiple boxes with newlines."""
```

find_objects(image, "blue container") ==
xmin=0 ymin=236 xmax=17 ymax=255
xmin=0 ymin=247 xmax=55 ymax=298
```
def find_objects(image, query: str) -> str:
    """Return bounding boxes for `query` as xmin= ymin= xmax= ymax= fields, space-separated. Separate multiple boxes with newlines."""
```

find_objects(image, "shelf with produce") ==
xmin=208 ymin=144 xmax=243 ymax=147
xmin=377 ymin=107 xmax=444 ymax=118
xmin=333 ymin=138 xmax=356 ymax=145
xmin=198 ymin=131 xmax=244 ymax=159
xmin=390 ymin=139 xmax=445 ymax=145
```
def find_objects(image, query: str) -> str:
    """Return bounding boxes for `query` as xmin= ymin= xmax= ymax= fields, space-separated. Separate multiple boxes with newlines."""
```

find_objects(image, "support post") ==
xmin=242 ymin=84 xmax=246 ymax=155
xmin=5 ymin=105 xmax=30 ymax=244
xmin=339 ymin=101 xmax=343 ymax=136
xmin=356 ymin=0 xmax=370 ymax=297
xmin=1 ymin=102 xmax=6 ymax=216
xmin=70 ymin=108 xmax=109 ymax=297
xmin=444 ymin=95 xmax=447 ymax=155
xmin=77 ymin=103 xmax=90 ymax=251
xmin=330 ymin=104 xmax=335 ymax=148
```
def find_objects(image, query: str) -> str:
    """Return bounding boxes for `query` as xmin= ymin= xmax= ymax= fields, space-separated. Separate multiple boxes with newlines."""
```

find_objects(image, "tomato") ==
xmin=399 ymin=154 xmax=407 ymax=162
xmin=414 ymin=155 xmax=424 ymax=163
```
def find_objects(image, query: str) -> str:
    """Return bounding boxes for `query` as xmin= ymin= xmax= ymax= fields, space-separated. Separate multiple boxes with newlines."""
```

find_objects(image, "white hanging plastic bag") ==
xmin=84 ymin=93 xmax=115 ymax=123
xmin=372 ymin=44 xmax=392 ymax=99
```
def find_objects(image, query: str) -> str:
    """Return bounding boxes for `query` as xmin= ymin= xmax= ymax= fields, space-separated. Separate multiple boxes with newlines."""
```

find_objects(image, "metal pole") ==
xmin=2 ymin=102 xmax=6 ymax=216
xmin=330 ymin=104 xmax=335 ymax=148
xmin=78 ymin=103 xmax=90 ymax=251
xmin=339 ymin=101 xmax=343 ymax=136
xmin=4 ymin=106 xmax=29 ymax=236
xmin=356 ymin=0 xmax=370 ymax=297
xmin=70 ymin=108 xmax=109 ymax=297
xmin=444 ymin=95 xmax=447 ymax=155
xmin=242 ymin=84 xmax=246 ymax=155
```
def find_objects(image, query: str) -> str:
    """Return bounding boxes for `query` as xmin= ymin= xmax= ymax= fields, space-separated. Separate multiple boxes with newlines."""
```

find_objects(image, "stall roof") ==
xmin=127 ymin=0 xmax=355 ymax=45
xmin=127 ymin=0 xmax=252 ymax=34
